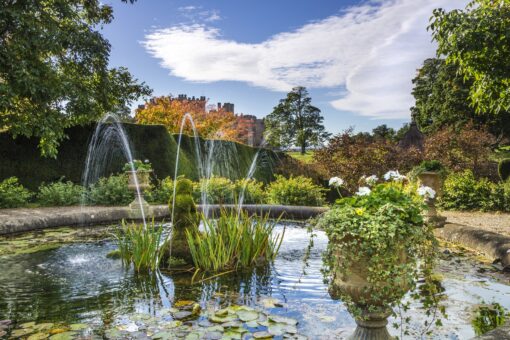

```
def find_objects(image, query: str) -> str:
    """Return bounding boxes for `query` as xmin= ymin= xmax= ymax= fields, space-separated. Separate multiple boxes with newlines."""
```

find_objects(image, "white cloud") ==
xmin=144 ymin=0 xmax=467 ymax=119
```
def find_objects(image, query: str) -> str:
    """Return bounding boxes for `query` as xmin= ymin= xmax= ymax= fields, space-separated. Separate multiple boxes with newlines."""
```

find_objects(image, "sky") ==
xmin=102 ymin=0 xmax=468 ymax=135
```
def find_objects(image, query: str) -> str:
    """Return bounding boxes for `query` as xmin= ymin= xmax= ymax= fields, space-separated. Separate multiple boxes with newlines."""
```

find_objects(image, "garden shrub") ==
xmin=145 ymin=177 xmax=174 ymax=204
xmin=439 ymin=170 xmax=506 ymax=211
xmin=0 ymin=177 xmax=33 ymax=208
xmin=498 ymin=159 xmax=510 ymax=181
xmin=37 ymin=180 xmax=85 ymax=206
xmin=234 ymin=178 xmax=266 ymax=204
xmin=266 ymin=175 xmax=326 ymax=206
xmin=314 ymin=128 xmax=423 ymax=191
xmin=193 ymin=177 xmax=235 ymax=204
xmin=89 ymin=174 xmax=133 ymax=206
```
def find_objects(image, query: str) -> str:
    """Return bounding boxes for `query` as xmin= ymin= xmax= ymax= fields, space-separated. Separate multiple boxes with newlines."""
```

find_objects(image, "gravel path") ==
xmin=441 ymin=210 xmax=510 ymax=237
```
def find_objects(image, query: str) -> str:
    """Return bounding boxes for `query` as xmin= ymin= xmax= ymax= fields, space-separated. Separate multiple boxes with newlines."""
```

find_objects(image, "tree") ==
xmin=135 ymin=96 xmax=239 ymax=141
xmin=372 ymin=124 xmax=396 ymax=141
xmin=265 ymin=86 xmax=330 ymax=154
xmin=411 ymin=58 xmax=510 ymax=140
xmin=0 ymin=0 xmax=151 ymax=157
xmin=430 ymin=0 xmax=510 ymax=115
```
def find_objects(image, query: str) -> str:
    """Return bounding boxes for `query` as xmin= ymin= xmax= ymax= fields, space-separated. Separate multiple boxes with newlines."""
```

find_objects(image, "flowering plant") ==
xmin=318 ymin=174 xmax=442 ymax=332
xmin=123 ymin=159 xmax=152 ymax=172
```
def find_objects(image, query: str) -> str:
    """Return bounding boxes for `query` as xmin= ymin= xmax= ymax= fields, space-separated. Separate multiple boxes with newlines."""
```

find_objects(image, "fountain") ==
xmin=81 ymin=113 xmax=148 ymax=226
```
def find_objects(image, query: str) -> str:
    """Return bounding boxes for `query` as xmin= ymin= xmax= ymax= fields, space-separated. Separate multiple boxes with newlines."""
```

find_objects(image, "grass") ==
xmin=112 ymin=219 xmax=164 ymax=272
xmin=286 ymin=151 xmax=315 ymax=163
xmin=185 ymin=209 xmax=284 ymax=276
xmin=492 ymin=145 xmax=510 ymax=162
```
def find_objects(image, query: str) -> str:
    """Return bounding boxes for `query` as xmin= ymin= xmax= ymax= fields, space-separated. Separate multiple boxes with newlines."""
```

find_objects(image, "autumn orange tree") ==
xmin=135 ymin=96 xmax=239 ymax=141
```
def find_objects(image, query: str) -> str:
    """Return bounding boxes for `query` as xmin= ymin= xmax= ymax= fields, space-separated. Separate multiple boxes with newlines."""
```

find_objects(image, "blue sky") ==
xmin=103 ymin=0 xmax=467 ymax=135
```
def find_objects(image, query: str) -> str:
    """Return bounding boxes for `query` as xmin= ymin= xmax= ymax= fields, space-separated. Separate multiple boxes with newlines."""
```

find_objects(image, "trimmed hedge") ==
xmin=0 ymin=123 xmax=279 ymax=190
xmin=499 ymin=158 xmax=510 ymax=181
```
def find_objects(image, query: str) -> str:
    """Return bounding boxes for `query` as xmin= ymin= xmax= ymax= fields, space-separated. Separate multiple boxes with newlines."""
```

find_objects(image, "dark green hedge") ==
xmin=0 ymin=123 xmax=279 ymax=190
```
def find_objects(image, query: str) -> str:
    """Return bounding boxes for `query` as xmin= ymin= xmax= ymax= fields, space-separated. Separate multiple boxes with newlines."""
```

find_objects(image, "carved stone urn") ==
xmin=417 ymin=171 xmax=446 ymax=228
xmin=329 ymin=243 xmax=409 ymax=340
xmin=126 ymin=170 xmax=151 ymax=218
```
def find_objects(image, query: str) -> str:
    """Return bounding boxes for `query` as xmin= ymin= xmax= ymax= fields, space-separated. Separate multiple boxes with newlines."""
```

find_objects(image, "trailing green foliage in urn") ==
xmin=317 ymin=179 xmax=442 ymax=331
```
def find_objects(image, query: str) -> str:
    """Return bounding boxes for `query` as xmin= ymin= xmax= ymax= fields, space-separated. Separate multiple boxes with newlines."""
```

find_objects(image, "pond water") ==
xmin=0 ymin=223 xmax=509 ymax=339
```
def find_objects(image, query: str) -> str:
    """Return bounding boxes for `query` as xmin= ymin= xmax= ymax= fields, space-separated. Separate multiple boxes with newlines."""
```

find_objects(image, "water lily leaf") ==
xmin=221 ymin=321 xmax=243 ymax=329
xmin=174 ymin=300 xmax=195 ymax=308
xmin=11 ymin=328 xmax=34 ymax=337
xmin=117 ymin=322 xmax=138 ymax=332
xmin=104 ymin=328 xmax=123 ymax=339
xmin=261 ymin=298 xmax=283 ymax=308
xmin=185 ymin=331 xmax=201 ymax=340
xmin=245 ymin=321 xmax=259 ymax=328
xmin=236 ymin=310 xmax=259 ymax=322
xmin=49 ymin=328 xmax=67 ymax=335
xmin=206 ymin=325 xmax=224 ymax=332
xmin=253 ymin=331 xmax=273 ymax=339
xmin=215 ymin=308 xmax=229 ymax=317
xmin=33 ymin=323 xmax=54 ymax=331
xmin=69 ymin=323 xmax=88 ymax=331
xmin=203 ymin=331 xmax=222 ymax=339
xmin=49 ymin=331 xmax=77 ymax=340
xmin=163 ymin=320 xmax=182 ymax=329
xmin=27 ymin=332 xmax=49 ymax=340
xmin=20 ymin=321 xmax=36 ymax=329
xmin=268 ymin=324 xmax=285 ymax=336
xmin=173 ymin=311 xmax=193 ymax=320
xmin=268 ymin=315 xmax=298 ymax=326
xmin=153 ymin=331 xmax=174 ymax=339
xmin=222 ymin=330 xmax=243 ymax=339
xmin=209 ymin=314 xmax=238 ymax=323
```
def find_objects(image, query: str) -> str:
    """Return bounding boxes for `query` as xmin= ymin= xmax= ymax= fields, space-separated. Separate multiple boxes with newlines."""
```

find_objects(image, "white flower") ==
xmin=417 ymin=185 xmax=436 ymax=199
xmin=356 ymin=186 xmax=371 ymax=196
xmin=365 ymin=175 xmax=378 ymax=186
xmin=329 ymin=176 xmax=344 ymax=188
xmin=144 ymin=159 xmax=150 ymax=163
xmin=383 ymin=170 xmax=406 ymax=182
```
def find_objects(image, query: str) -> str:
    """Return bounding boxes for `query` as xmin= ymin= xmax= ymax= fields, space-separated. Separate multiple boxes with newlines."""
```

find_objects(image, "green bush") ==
xmin=89 ymin=174 xmax=133 ymax=206
xmin=145 ymin=177 xmax=174 ymax=204
xmin=193 ymin=177 xmax=235 ymax=204
xmin=234 ymin=179 xmax=266 ymax=204
xmin=439 ymin=170 xmax=506 ymax=211
xmin=408 ymin=160 xmax=447 ymax=181
xmin=266 ymin=175 xmax=326 ymax=206
xmin=37 ymin=180 xmax=85 ymax=206
xmin=0 ymin=177 xmax=33 ymax=208
xmin=498 ymin=159 xmax=510 ymax=181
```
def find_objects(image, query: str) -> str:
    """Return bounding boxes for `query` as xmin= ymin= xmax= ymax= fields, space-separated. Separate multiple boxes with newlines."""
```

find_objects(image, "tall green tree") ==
xmin=411 ymin=58 xmax=510 ymax=140
xmin=372 ymin=124 xmax=396 ymax=141
xmin=265 ymin=86 xmax=330 ymax=154
xmin=430 ymin=0 xmax=510 ymax=115
xmin=0 ymin=0 xmax=151 ymax=157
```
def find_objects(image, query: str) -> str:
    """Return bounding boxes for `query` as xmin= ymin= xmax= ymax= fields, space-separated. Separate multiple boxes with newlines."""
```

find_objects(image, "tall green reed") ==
xmin=185 ymin=209 xmax=285 ymax=275
xmin=112 ymin=219 xmax=164 ymax=272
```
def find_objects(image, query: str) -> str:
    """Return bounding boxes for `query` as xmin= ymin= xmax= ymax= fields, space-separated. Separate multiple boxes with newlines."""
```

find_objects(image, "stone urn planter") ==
xmin=417 ymin=171 xmax=446 ymax=228
xmin=126 ymin=170 xmax=151 ymax=218
xmin=329 ymin=242 xmax=409 ymax=340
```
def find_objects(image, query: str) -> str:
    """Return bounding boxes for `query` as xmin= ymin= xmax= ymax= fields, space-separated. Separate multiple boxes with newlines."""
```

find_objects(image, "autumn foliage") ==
xmin=135 ymin=96 xmax=239 ymax=141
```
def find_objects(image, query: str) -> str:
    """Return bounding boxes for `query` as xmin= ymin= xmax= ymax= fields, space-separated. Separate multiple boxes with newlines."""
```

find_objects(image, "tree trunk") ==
xmin=301 ymin=143 xmax=306 ymax=155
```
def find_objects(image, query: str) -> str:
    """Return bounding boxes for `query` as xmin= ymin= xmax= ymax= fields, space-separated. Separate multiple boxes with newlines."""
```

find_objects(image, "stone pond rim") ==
xmin=0 ymin=204 xmax=509 ymax=270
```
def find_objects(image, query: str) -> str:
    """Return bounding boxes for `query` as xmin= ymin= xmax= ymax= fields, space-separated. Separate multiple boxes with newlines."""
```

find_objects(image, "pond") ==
xmin=0 ymin=223 xmax=509 ymax=339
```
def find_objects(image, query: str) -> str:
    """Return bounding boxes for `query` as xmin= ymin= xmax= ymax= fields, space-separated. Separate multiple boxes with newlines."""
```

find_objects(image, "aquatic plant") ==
xmin=472 ymin=303 xmax=508 ymax=336
xmin=112 ymin=219 xmax=164 ymax=272
xmin=185 ymin=209 xmax=284 ymax=275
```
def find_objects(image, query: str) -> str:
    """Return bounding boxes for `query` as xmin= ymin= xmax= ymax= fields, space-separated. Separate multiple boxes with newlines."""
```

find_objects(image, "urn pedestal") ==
xmin=329 ymin=246 xmax=409 ymax=340
xmin=417 ymin=171 xmax=446 ymax=228
xmin=126 ymin=170 xmax=151 ymax=219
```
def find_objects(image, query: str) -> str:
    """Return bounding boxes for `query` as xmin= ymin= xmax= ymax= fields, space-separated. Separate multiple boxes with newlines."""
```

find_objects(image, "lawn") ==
xmin=286 ymin=151 xmax=315 ymax=163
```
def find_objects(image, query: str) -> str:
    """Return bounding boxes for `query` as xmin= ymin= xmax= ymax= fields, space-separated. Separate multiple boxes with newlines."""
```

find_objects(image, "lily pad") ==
xmin=11 ymin=328 xmax=34 ymax=337
xmin=174 ymin=300 xmax=195 ymax=308
xmin=27 ymin=332 xmax=49 ymax=340
xmin=268 ymin=324 xmax=285 ymax=336
xmin=20 ymin=321 xmax=36 ymax=329
xmin=162 ymin=320 xmax=182 ymax=329
xmin=33 ymin=323 xmax=54 ymax=331
xmin=209 ymin=314 xmax=238 ymax=323
xmin=49 ymin=331 xmax=77 ymax=340
xmin=245 ymin=320 xmax=259 ymax=328
xmin=268 ymin=315 xmax=298 ymax=326
xmin=174 ymin=311 xmax=193 ymax=320
xmin=253 ymin=331 xmax=273 ymax=339
xmin=236 ymin=310 xmax=259 ymax=322
xmin=48 ymin=328 xmax=67 ymax=335
xmin=69 ymin=323 xmax=88 ymax=331
xmin=153 ymin=331 xmax=174 ymax=339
